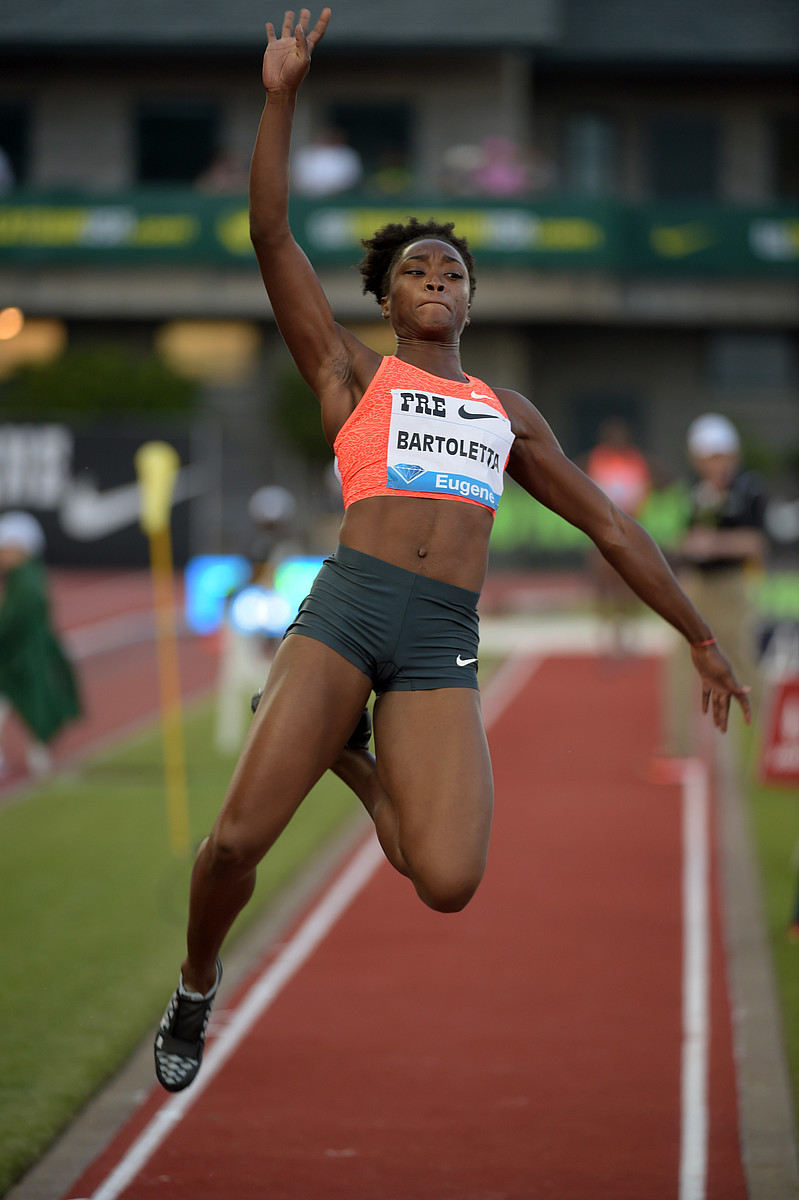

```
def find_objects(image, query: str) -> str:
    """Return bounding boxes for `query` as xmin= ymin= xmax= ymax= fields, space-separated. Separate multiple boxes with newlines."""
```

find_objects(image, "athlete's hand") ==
xmin=263 ymin=8 xmax=330 ymax=94
xmin=690 ymin=641 xmax=752 ymax=733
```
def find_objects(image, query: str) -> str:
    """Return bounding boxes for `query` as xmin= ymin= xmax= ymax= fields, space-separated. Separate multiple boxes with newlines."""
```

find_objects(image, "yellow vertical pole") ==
xmin=134 ymin=441 xmax=190 ymax=855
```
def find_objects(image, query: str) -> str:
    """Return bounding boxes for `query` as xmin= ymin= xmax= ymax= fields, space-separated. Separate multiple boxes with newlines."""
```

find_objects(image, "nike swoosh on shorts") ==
xmin=456 ymin=654 xmax=478 ymax=666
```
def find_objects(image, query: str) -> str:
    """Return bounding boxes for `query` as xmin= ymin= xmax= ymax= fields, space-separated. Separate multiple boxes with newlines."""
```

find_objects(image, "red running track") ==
xmin=64 ymin=653 xmax=745 ymax=1200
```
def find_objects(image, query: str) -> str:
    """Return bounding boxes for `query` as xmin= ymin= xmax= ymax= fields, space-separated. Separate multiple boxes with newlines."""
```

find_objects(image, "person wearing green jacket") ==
xmin=0 ymin=511 xmax=81 ymax=778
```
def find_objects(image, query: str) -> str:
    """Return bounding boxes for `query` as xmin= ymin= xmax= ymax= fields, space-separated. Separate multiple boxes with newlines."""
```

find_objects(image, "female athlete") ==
xmin=154 ymin=8 xmax=750 ymax=1092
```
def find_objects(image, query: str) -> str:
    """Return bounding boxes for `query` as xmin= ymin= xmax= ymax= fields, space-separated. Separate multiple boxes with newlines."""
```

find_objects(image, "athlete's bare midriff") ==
xmin=338 ymin=495 xmax=494 ymax=593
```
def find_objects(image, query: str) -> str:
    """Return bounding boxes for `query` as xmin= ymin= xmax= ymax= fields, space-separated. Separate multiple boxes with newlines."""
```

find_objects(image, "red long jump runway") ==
xmin=63 ymin=653 xmax=746 ymax=1200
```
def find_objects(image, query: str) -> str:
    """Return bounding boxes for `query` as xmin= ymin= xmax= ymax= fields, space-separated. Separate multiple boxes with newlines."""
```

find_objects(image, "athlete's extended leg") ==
xmin=335 ymin=687 xmax=493 ymax=912
xmin=180 ymin=633 xmax=372 ymax=994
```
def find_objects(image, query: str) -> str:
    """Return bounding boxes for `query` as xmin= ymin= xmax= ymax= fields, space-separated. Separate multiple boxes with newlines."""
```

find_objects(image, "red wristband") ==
xmin=692 ymin=637 xmax=717 ymax=649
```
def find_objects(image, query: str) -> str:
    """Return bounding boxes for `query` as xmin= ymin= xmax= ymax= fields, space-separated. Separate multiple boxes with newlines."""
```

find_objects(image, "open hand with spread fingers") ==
xmin=690 ymin=640 xmax=751 ymax=733
xmin=263 ymin=8 xmax=331 ymax=94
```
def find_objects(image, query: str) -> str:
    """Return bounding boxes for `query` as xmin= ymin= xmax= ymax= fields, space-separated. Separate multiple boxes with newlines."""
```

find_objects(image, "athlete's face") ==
xmin=381 ymin=239 xmax=471 ymax=339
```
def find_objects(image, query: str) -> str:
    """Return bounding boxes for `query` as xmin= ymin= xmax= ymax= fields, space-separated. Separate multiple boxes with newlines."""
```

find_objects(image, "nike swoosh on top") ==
xmin=471 ymin=390 xmax=493 ymax=399
xmin=458 ymin=405 xmax=499 ymax=421
xmin=456 ymin=654 xmax=478 ymax=666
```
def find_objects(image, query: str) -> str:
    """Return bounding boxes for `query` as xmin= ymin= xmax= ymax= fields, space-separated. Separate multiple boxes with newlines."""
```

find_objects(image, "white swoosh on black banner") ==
xmin=59 ymin=465 xmax=206 ymax=540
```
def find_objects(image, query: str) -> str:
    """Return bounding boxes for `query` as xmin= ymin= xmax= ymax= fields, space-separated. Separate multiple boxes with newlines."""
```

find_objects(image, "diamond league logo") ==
xmin=393 ymin=463 xmax=425 ymax=484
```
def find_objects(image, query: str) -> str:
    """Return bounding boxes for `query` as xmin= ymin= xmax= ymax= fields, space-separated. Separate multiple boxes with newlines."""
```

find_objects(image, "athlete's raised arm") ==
xmin=250 ymin=10 xmax=374 ymax=403
xmin=502 ymin=389 xmax=751 ymax=732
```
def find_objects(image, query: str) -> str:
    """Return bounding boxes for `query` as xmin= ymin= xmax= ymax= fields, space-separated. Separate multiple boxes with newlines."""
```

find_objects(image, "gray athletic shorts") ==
xmin=285 ymin=543 xmax=480 ymax=693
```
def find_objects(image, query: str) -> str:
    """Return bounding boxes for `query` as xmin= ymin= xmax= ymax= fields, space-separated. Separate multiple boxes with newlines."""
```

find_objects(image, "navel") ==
xmin=417 ymin=546 xmax=428 ymax=558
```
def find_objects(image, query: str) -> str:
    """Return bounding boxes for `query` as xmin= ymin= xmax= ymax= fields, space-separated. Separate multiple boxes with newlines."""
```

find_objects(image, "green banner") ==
xmin=294 ymin=198 xmax=621 ymax=269
xmin=628 ymin=204 xmax=799 ymax=275
xmin=0 ymin=190 xmax=796 ymax=276
xmin=0 ymin=192 xmax=251 ymax=265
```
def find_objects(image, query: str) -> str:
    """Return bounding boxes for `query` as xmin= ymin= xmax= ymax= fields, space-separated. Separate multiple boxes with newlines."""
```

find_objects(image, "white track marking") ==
xmin=77 ymin=655 xmax=543 ymax=1200
xmin=480 ymin=652 xmax=541 ymax=727
xmin=679 ymin=757 xmax=710 ymax=1200
xmin=81 ymin=838 xmax=383 ymax=1200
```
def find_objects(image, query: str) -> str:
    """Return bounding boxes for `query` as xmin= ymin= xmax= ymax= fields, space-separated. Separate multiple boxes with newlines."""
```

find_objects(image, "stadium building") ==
xmin=0 ymin=0 xmax=797 ymax=563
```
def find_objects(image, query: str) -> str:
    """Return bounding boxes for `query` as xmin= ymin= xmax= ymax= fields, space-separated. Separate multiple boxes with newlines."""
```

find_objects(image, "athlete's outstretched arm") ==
xmin=249 ymin=9 xmax=356 ymax=396
xmin=503 ymin=389 xmax=751 ymax=732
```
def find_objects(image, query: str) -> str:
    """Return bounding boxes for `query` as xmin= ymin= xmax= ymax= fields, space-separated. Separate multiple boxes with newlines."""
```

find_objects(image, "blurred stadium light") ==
xmin=185 ymin=554 xmax=325 ymax=636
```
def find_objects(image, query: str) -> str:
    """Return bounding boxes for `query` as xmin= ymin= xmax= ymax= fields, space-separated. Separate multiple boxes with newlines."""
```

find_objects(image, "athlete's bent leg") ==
xmin=370 ymin=687 xmax=493 ymax=912
xmin=180 ymin=634 xmax=372 ymax=993
xmin=331 ymin=742 xmax=411 ymax=879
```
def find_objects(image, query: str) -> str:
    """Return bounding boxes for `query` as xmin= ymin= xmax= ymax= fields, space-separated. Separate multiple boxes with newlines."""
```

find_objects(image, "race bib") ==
xmin=386 ymin=388 xmax=514 ymax=510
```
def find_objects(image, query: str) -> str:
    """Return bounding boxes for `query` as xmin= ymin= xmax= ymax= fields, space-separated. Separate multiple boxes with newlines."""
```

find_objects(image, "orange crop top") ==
xmin=334 ymin=356 xmax=515 ymax=513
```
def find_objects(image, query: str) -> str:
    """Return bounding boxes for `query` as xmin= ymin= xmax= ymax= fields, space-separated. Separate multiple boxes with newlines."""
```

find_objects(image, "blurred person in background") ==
xmin=662 ymin=413 xmax=768 ymax=759
xmin=585 ymin=417 xmax=654 ymax=655
xmin=440 ymin=137 xmax=554 ymax=197
xmin=470 ymin=136 xmax=531 ymax=197
xmin=291 ymin=127 xmax=362 ymax=197
xmin=215 ymin=486 xmax=298 ymax=753
xmin=0 ymin=511 xmax=81 ymax=778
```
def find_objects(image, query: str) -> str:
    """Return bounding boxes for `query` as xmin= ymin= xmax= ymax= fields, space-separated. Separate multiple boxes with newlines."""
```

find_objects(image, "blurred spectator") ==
xmin=291 ymin=129 xmax=363 ymax=197
xmin=662 ymin=413 xmax=768 ymax=757
xmin=0 ymin=511 xmax=81 ymax=778
xmin=472 ymin=137 xmax=530 ymax=196
xmin=586 ymin=418 xmax=653 ymax=515
xmin=195 ymin=149 xmax=250 ymax=193
xmin=585 ymin=418 xmax=654 ymax=654
xmin=440 ymin=143 xmax=485 ymax=195
xmin=440 ymin=137 xmax=555 ymax=197
xmin=215 ymin=487 xmax=299 ymax=753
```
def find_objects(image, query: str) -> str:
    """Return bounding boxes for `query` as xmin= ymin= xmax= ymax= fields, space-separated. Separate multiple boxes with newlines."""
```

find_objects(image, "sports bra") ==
xmin=334 ymin=356 xmax=515 ymax=513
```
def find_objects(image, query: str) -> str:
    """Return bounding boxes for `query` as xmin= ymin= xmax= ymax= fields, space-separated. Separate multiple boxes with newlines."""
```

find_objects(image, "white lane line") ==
xmin=679 ymin=757 xmax=710 ymax=1200
xmin=480 ymin=652 xmax=541 ymax=728
xmin=81 ymin=838 xmax=384 ymax=1200
xmin=78 ymin=653 xmax=543 ymax=1200
xmin=65 ymin=612 xmax=156 ymax=660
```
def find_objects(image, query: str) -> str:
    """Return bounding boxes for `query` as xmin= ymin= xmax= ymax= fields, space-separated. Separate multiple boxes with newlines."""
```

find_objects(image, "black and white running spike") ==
xmin=154 ymin=959 xmax=222 ymax=1092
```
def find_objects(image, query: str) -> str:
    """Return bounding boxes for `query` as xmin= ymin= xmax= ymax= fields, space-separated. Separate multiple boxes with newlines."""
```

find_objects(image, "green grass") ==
xmin=0 ymin=698 xmax=359 ymax=1196
xmin=745 ymin=761 xmax=799 ymax=1137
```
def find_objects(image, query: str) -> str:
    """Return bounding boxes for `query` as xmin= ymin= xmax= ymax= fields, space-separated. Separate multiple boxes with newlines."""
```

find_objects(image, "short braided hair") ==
xmin=359 ymin=217 xmax=476 ymax=305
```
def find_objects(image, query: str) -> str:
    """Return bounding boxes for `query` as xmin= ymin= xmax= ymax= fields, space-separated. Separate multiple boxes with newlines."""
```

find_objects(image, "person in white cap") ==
xmin=0 ymin=511 xmax=81 ymax=778
xmin=662 ymin=414 xmax=768 ymax=757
